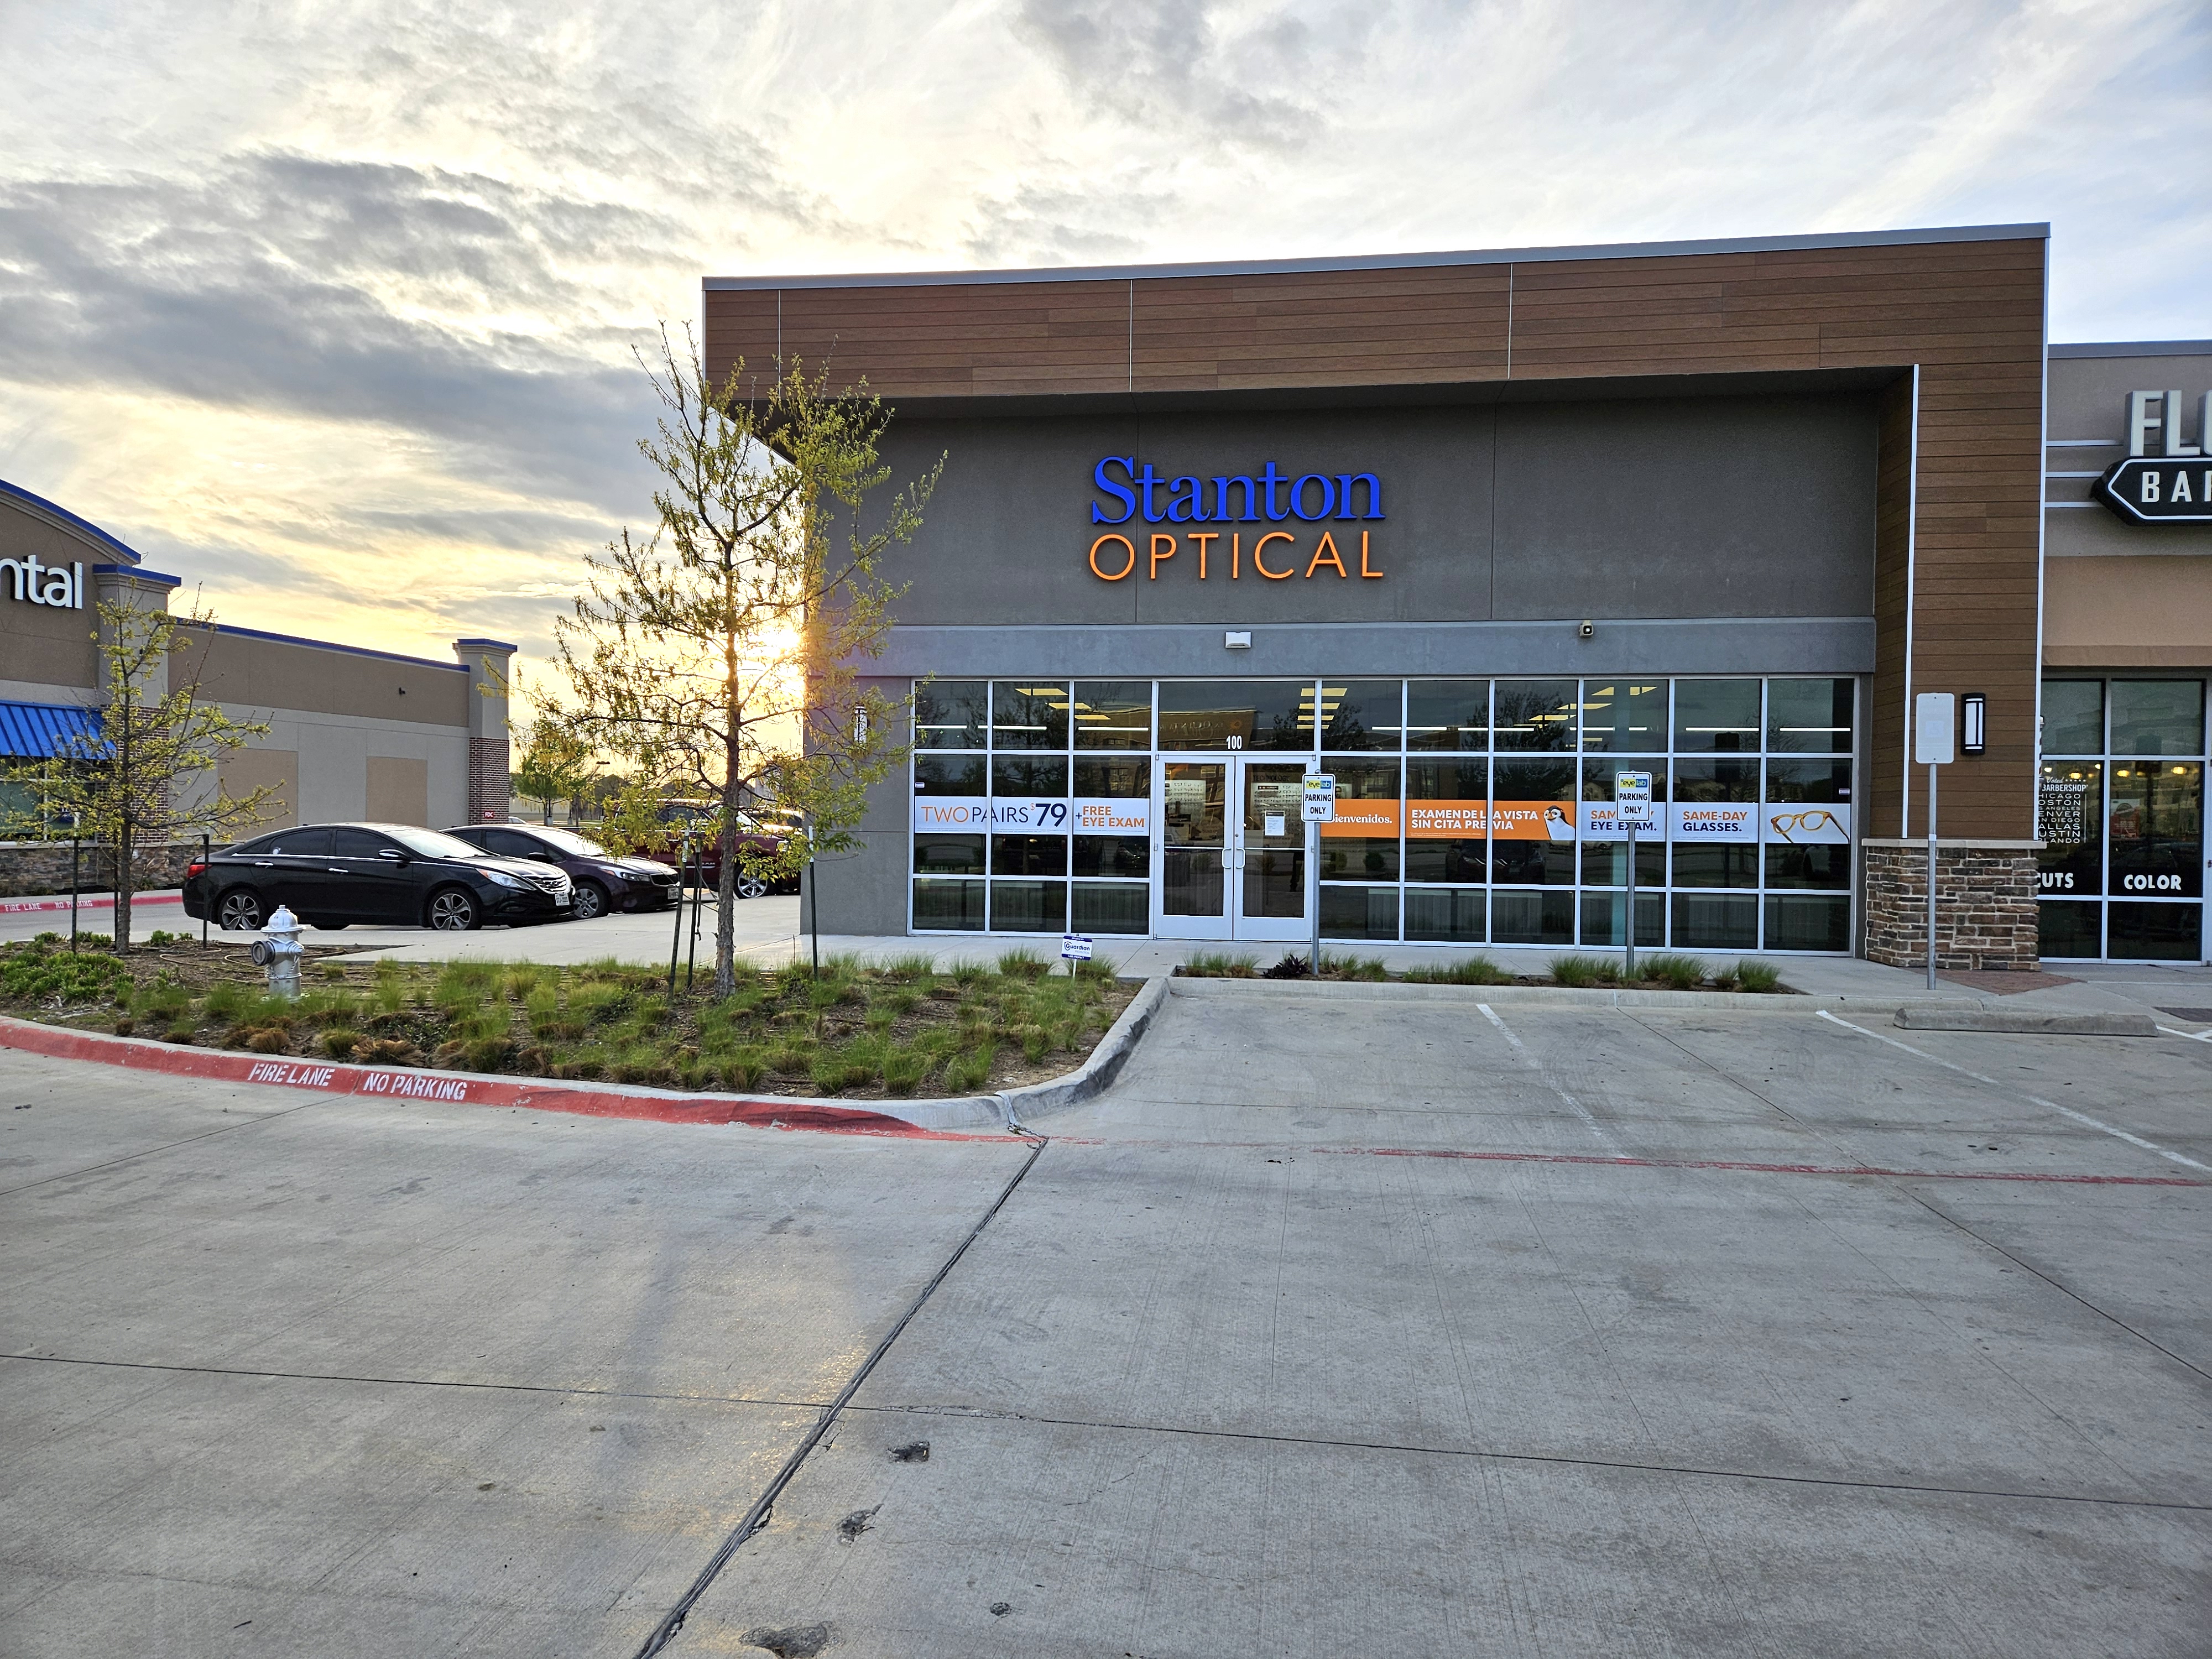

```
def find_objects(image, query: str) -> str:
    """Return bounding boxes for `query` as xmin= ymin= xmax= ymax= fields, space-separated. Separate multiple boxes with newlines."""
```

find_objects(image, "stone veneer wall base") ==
xmin=1862 ymin=841 xmax=2040 ymax=972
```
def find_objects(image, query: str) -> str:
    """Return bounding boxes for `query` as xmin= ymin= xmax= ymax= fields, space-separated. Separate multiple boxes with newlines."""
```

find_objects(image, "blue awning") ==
xmin=0 ymin=701 xmax=105 ymax=760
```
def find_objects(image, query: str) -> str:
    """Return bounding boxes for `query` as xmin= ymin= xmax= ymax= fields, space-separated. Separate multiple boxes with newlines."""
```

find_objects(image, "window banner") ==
xmin=1405 ymin=800 xmax=1490 ymax=838
xmin=1670 ymin=802 xmax=1759 ymax=842
xmin=1073 ymin=799 xmax=1149 ymax=834
xmin=1489 ymin=801 xmax=1579 ymax=841
xmin=912 ymin=797 xmax=1073 ymax=832
xmin=1761 ymin=804 xmax=1851 ymax=845
xmin=1578 ymin=802 xmax=1645 ymax=842
xmin=1319 ymin=797 xmax=1401 ymax=838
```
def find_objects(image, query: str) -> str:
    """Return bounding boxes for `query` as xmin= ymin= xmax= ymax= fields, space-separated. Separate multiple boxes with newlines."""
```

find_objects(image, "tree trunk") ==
xmin=714 ymin=729 xmax=740 ymax=998
xmin=114 ymin=823 xmax=133 ymax=955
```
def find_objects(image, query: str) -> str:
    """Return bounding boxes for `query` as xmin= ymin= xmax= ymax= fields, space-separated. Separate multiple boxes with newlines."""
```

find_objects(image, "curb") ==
xmin=1166 ymin=977 xmax=1840 ymax=1013
xmin=1894 ymin=1004 xmax=2162 ymax=1036
xmin=0 ymin=1015 xmax=1002 ymax=1141
xmin=994 ymin=975 xmax=1170 ymax=1126
xmin=0 ymin=891 xmax=183 ymax=916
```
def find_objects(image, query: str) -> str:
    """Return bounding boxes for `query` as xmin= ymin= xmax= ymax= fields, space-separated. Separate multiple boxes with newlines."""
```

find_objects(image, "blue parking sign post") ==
xmin=1615 ymin=771 xmax=1654 ymax=977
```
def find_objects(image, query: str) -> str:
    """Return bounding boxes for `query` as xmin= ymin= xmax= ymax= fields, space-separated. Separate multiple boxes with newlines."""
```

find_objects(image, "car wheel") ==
xmin=734 ymin=873 xmax=770 ymax=900
xmin=426 ymin=888 xmax=480 ymax=931
xmin=216 ymin=888 xmax=265 ymax=931
xmin=572 ymin=880 xmax=609 ymax=920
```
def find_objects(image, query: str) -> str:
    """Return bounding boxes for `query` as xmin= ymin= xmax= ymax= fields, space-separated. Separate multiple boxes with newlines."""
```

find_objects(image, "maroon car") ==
xmin=651 ymin=802 xmax=801 ymax=898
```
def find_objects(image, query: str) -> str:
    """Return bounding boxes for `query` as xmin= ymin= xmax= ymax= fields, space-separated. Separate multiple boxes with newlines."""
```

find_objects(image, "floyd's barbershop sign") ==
xmin=1086 ymin=457 xmax=1386 ymax=582
xmin=0 ymin=554 xmax=85 ymax=609
xmin=2097 ymin=390 xmax=2212 ymax=525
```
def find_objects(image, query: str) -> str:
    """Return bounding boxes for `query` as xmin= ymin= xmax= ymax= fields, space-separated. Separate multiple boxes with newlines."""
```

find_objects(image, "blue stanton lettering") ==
xmin=1089 ymin=457 xmax=1385 ymax=524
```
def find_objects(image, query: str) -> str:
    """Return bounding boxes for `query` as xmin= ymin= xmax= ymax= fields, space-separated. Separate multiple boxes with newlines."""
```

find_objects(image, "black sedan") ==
xmin=182 ymin=823 xmax=573 ymax=932
xmin=443 ymin=822 xmax=681 ymax=919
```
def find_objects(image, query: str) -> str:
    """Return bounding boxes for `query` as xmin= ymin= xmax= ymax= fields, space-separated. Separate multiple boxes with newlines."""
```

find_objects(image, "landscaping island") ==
xmin=0 ymin=935 xmax=1135 ymax=1100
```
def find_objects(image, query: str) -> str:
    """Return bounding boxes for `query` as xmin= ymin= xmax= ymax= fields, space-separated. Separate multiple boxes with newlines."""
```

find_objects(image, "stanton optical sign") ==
xmin=1085 ymin=457 xmax=1386 ymax=583
xmin=2096 ymin=390 xmax=2212 ymax=525
xmin=0 ymin=553 xmax=86 ymax=610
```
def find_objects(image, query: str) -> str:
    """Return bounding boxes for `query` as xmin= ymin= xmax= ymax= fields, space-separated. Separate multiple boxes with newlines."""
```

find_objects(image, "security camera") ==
xmin=1578 ymin=620 xmax=1594 ymax=639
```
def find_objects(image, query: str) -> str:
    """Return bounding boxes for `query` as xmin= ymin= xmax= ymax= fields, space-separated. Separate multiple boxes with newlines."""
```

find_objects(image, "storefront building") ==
xmin=705 ymin=225 xmax=2058 ymax=963
xmin=2036 ymin=342 xmax=2212 ymax=962
xmin=1 ymin=477 xmax=513 ymax=886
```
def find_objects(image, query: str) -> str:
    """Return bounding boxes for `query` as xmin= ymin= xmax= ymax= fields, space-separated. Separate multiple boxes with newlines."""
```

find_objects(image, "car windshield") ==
xmin=531 ymin=826 xmax=611 ymax=857
xmin=384 ymin=826 xmax=494 ymax=860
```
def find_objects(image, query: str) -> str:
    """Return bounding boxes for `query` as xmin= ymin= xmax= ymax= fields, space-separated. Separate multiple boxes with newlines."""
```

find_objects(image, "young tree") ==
xmin=1 ymin=594 xmax=281 ymax=951
xmin=554 ymin=325 xmax=940 ymax=994
xmin=512 ymin=713 xmax=593 ymax=823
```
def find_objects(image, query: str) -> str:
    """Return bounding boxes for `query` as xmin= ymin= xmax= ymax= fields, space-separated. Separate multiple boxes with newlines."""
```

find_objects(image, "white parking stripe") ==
xmin=1817 ymin=1010 xmax=2210 ymax=1174
xmin=1478 ymin=1003 xmax=1627 ymax=1156
xmin=2156 ymin=1025 xmax=2212 ymax=1045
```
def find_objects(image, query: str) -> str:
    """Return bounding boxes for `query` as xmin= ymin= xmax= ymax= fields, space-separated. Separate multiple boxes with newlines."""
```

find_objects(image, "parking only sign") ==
xmin=1615 ymin=770 xmax=1655 ymax=825
xmin=1302 ymin=773 xmax=1337 ymax=823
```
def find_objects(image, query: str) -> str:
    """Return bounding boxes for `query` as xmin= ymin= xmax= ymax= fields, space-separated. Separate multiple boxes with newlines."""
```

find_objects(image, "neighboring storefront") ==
xmin=706 ymin=225 xmax=2054 ymax=963
xmin=0 ymin=477 xmax=514 ymax=885
xmin=2037 ymin=343 xmax=2212 ymax=962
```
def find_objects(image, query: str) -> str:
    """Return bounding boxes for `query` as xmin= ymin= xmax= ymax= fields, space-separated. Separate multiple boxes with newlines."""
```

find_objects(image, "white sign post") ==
xmin=1302 ymin=773 xmax=1336 ymax=977
xmin=1615 ymin=770 xmax=1655 ymax=977
xmin=1913 ymin=693 xmax=1957 ymax=991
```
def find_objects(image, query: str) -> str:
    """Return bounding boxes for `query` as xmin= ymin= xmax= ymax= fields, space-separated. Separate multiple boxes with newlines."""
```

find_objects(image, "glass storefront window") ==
xmin=1321 ymin=681 xmax=1402 ymax=750
xmin=1765 ymin=679 xmax=1853 ymax=754
xmin=2107 ymin=762 xmax=2203 ymax=900
xmin=913 ymin=676 xmax=1875 ymax=952
xmin=989 ymin=880 xmax=1065 ymax=933
xmin=992 ymin=682 xmax=1070 ymax=750
xmin=1491 ymin=756 xmax=1575 ymax=886
xmin=1072 ymin=681 xmax=1151 ymax=750
xmin=2107 ymin=901 xmax=2201 ymax=961
xmin=1158 ymin=681 xmax=1316 ymax=751
xmin=1493 ymin=680 xmax=1578 ymax=751
xmin=914 ymin=833 xmax=984 ymax=875
xmin=1072 ymin=881 xmax=1149 ymax=933
xmin=1318 ymin=759 xmax=1400 ymax=880
xmin=1580 ymin=681 xmax=1667 ymax=752
xmin=915 ymin=754 xmax=985 ymax=797
xmin=1072 ymin=836 xmax=1150 ymax=878
xmin=2038 ymin=900 xmax=2102 ymax=958
xmin=1405 ymin=680 xmax=1490 ymax=751
xmin=992 ymin=755 xmax=1068 ymax=797
xmin=1405 ymin=759 xmax=1488 ymax=884
xmin=912 ymin=878 xmax=984 ymax=931
xmin=2109 ymin=681 xmax=2205 ymax=757
xmin=914 ymin=680 xmax=987 ymax=749
xmin=1674 ymin=679 xmax=1761 ymax=753
xmin=2037 ymin=761 xmax=2103 ymax=898
xmin=2040 ymin=680 xmax=2104 ymax=755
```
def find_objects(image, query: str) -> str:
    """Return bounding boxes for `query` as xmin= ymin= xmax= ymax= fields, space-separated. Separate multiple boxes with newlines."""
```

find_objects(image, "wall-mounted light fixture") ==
xmin=1577 ymin=620 xmax=1594 ymax=639
xmin=1224 ymin=630 xmax=1252 ymax=650
xmin=1961 ymin=692 xmax=1986 ymax=755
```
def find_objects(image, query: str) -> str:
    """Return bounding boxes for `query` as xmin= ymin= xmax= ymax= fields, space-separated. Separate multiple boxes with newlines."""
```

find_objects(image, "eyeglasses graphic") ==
xmin=1767 ymin=809 xmax=1844 ymax=842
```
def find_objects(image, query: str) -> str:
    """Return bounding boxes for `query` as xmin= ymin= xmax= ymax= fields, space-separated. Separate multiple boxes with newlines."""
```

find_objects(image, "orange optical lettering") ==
xmin=1149 ymin=534 xmax=1177 ymax=580
xmin=1305 ymin=531 xmax=1348 ymax=580
xmin=1360 ymin=530 xmax=1382 ymax=578
xmin=1231 ymin=531 xmax=1241 ymax=579
xmin=1190 ymin=530 xmax=1217 ymax=579
xmin=1252 ymin=531 xmax=1295 ymax=580
xmin=1089 ymin=534 xmax=1136 ymax=581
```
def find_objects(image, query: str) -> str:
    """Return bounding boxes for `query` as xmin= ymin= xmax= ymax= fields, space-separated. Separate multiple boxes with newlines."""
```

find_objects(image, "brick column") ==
xmin=452 ymin=638 xmax=517 ymax=825
xmin=1862 ymin=839 xmax=2041 ymax=971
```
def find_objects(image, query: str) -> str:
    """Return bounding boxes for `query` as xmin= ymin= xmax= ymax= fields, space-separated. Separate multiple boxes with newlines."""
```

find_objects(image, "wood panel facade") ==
xmin=705 ymin=228 xmax=2047 ymax=841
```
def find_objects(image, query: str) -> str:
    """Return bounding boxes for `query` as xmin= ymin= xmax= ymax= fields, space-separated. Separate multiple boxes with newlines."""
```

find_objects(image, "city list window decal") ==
xmin=2096 ymin=389 xmax=2212 ymax=525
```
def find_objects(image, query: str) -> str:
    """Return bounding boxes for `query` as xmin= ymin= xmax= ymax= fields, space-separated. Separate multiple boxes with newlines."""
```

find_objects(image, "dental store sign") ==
xmin=1085 ymin=458 xmax=1386 ymax=583
xmin=1 ymin=554 xmax=85 ymax=609
xmin=2098 ymin=390 xmax=2212 ymax=524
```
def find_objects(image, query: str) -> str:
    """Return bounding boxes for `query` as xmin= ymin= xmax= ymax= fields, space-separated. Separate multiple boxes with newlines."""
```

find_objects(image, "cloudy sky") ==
xmin=2 ymin=0 xmax=2206 ymax=688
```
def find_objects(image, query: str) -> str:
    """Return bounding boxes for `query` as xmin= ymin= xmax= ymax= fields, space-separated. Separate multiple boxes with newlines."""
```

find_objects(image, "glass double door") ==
xmin=1155 ymin=758 xmax=1309 ymax=941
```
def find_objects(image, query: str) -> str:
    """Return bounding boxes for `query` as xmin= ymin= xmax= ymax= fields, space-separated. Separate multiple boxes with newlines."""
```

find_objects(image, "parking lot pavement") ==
xmin=0 ymin=1048 xmax=1032 ymax=1658
xmin=669 ymin=992 xmax=2211 ymax=1657
xmin=4 ymin=990 xmax=2208 ymax=1657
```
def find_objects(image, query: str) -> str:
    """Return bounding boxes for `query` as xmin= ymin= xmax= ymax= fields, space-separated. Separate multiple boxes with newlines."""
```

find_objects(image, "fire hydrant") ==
xmin=248 ymin=904 xmax=305 ymax=999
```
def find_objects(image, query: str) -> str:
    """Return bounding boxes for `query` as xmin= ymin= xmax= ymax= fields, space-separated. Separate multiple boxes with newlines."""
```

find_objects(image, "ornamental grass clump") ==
xmin=1640 ymin=953 xmax=1706 ymax=991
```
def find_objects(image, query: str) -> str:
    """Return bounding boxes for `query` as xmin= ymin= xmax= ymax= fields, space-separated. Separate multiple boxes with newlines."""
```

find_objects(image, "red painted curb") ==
xmin=0 ymin=892 xmax=182 ymax=915
xmin=0 ymin=1015 xmax=980 ymax=1140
